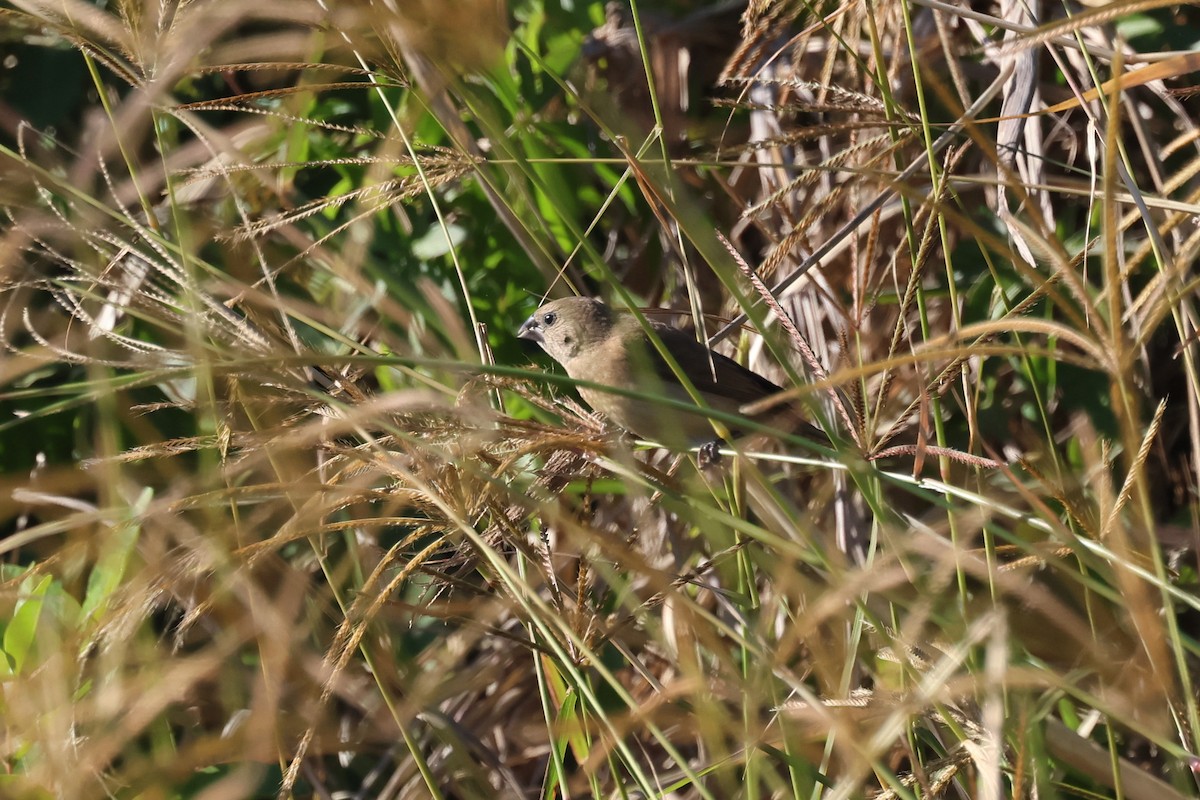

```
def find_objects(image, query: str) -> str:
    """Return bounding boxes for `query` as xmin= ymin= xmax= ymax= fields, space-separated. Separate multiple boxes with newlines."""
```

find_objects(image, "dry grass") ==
xmin=1 ymin=0 xmax=1199 ymax=798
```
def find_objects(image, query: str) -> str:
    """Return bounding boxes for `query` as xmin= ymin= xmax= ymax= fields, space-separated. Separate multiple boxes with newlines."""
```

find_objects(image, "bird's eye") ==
xmin=542 ymin=312 xmax=557 ymax=326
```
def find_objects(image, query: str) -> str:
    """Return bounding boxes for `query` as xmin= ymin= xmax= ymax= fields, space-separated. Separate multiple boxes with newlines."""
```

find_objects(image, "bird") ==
xmin=517 ymin=296 xmax=828 ymax=461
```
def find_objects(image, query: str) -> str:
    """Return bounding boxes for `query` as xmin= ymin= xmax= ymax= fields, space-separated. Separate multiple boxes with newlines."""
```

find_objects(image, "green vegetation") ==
xmin=2 ymin=0 xmax=1200 ymax=797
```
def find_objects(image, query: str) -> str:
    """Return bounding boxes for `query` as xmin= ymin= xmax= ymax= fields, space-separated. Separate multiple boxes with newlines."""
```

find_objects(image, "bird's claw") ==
xmin=698 ymin=440 xmax=724 ymax=469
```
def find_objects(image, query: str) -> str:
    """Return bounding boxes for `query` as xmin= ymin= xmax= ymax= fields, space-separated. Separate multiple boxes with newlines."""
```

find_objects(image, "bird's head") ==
xmin=517 ymin=296 xmax=616 ymax=364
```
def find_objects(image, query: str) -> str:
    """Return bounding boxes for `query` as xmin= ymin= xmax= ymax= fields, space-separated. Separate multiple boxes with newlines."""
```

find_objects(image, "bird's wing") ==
xmin=642 ymin=324 xmax=785 ymax=405
xmin=638 ymin=322 xmax=830 ymax=446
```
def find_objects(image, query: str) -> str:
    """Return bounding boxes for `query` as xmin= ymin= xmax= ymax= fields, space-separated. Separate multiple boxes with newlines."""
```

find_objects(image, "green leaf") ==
xmin=1115 ymin=14 xmax=1164 ymax=40
xmin=4 ymin=574 xmax=53 ymax=674
xmin=413 ymin=223 xmax=467 ymax=260
xmin=82 ymin=487 xmax=151 ymax=623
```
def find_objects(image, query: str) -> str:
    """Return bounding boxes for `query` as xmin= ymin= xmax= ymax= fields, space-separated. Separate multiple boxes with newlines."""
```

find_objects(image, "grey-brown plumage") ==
xmin=517 ymin=297 xmax=827 ymax=452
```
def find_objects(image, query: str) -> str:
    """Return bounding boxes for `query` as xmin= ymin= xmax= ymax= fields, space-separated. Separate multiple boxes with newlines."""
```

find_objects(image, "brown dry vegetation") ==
xmin=2 ymin=0 xmax=1200 ymax=798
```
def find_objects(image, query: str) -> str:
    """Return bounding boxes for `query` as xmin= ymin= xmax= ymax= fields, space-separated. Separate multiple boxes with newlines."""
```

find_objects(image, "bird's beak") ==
xmin=517 ymin=317 xmax=543 ymax=344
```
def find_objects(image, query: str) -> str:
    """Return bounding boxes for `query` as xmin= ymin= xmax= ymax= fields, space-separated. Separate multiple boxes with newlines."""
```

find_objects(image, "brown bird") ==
xmin=517 ymin=296 xmax=827 ymax=459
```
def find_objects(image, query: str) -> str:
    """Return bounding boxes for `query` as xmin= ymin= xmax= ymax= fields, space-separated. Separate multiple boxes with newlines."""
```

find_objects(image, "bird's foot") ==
xmin=697 ymin=440 xmax=725 ymax=469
